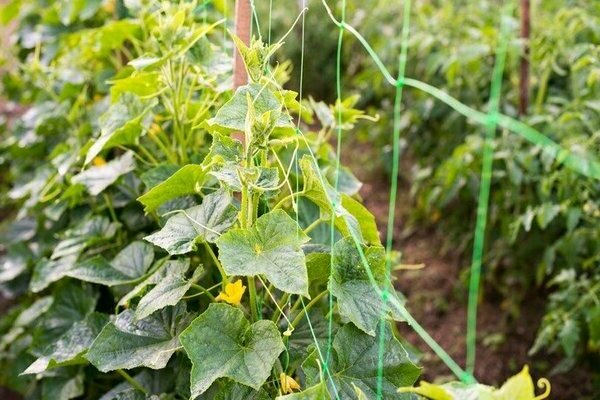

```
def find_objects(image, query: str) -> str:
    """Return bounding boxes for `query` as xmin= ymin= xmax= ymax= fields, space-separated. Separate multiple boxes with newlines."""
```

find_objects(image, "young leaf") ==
xmin=216 ymin=209 xmax=310 ymax=296
xmin=276 ymin=382 xmax=328 ymax=400
xmin=397 ymin=365 xmax=550 ymax=400
xmin=72 ymin=151 xmax=136 ymax=196
xmin=137 ymin=164 xmax=207 ymax=213
xmin=23 ymin=313 xmax=109 ymax=374
xmin=145 ymin=189 xmax=238 ymax=255
xmin=206 ymin=83 xmax=293 ymax=134
xmin=180 ymin=303 xmax=285 ymax=397
xmin=330 ymin=237 xmax=404 ymax=336
xmin=86 ymin=304 xmax=191 ymax=372
xmin=302 ymin=323 xmax=420 ymax=399
xmin=135 ymin=267 xmax=202 ymax=320
xmin=210 ymin=163 xmax=279 ymax=192
xmin=84 ymin=93 xmax=157 ymax=164
xmin=300 ymin=155 xmax=380 ymax=245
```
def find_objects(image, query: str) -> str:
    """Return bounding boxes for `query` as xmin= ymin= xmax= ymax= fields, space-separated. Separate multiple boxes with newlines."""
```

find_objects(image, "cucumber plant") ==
xmin=0 ymin=1 xmax=554 ymax=399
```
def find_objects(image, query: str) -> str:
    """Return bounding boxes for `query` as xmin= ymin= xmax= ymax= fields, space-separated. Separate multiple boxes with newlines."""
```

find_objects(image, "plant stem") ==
xmin=270 ymin=292 xmax=291 ymax=322
xmin=290 ymin=290 xmax=328 ymax=328
xmin=204 ymin=242 xmax=228 ymax=286
xmin=190 ymin=283 xmax=216 ymax=301
xmin=303 ymin=218 xmax=324 ymax=235
xmin=116 ymin=369 xmax=148 ymax=395
xmin=247 ymin=276 xmax=259 ymax=321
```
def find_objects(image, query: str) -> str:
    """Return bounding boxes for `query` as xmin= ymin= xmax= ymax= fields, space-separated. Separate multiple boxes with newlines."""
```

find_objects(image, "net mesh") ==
xmin=248 ymin=0 xmax=600 ymax=394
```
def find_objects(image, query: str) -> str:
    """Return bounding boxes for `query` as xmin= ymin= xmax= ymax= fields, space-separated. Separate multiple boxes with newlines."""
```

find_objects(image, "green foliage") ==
xmin=284 ymin=0 xmax=600 ymax=369
xmin=0 ymin=1 xmax=430 ymax=398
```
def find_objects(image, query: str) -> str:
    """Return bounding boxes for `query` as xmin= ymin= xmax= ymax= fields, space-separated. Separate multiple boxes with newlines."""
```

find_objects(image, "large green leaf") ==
xmin=137 ymin=164 xmax=207 ymax=213
xmin=85 ymin=93 xmax=157 ymax=164
xmin=145 ymin=190 xmax=238 ymax=255
xmin=72 ymin=151 xmax=136 ymax=196
xmin=86 ymin=304 xmax=191 ymax=372
xmin=180 ymin=303 xmax=285 ymax=397
xmin=23 ymin=313 xmax=108 ymax=374
xmin=330 ymin=237 xmax=404 ymax=336
xmin=216 ymin=210 xmax=310 ymax=296
xmin=30 ymin=255 xmax=78 ymax=293
xmin=32 ymin=282 xmax=99 ymax=354
xmin=302 ymin=323 xmax=421 ymax=399
xmin=66 ymin=241 xmax=155 ymax=286
xmin=206 ymin=83 xmax=293 ymax=133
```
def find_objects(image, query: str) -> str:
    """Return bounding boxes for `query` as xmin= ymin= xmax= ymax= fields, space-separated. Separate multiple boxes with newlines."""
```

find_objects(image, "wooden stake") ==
xmin=234 ymin=0 xmax=251 ymax=89
xmin=519 ymin=0 xmax=530 ymax=116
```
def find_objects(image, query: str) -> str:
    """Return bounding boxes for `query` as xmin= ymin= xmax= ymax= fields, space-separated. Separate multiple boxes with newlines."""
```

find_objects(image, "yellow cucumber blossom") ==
xmin=102 ymin=0 xmax=116 ymax=14
xmin=215 ymin=280 xmax=246 ymax=306
xmin=92 ymin=156 xmax=107 ymax=166
xmin=149 ymin=123 xmax=161 ymax=137
xmin=279 ymin=373 xmax=300 ymax=394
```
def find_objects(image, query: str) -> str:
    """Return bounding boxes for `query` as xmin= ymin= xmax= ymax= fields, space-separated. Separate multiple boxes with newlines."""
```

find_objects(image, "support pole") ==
xmin=519 ymin=0 xmax=530 ymax=116
xmin=234 ymin=0 xmax=251 ymax=89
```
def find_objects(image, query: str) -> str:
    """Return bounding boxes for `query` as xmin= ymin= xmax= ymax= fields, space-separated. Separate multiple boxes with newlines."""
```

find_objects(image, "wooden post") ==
xmin=233 ymin=0 xmax=251 ymax=89
xmin=519 ymin=0 xmax=530 ymax=116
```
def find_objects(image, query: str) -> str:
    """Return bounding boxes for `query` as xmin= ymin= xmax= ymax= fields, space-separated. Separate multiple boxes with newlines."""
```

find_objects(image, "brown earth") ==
xmin=345 ymin=140 xmax=597 ymax=399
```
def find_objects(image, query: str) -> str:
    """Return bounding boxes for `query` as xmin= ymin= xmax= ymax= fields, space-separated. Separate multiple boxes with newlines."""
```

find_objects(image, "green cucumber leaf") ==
xmin=198 ymin=379 xmax=270 ymax=400
xmin=299 ymin=155 xmax=380 ymax=245
xmin=109 ymin=71 xmax=165 ymax=101
xmin=23 ymin=312 xmax=108 ymax=374
xmin=276 ymin=382 xmax=328 ymax=400
xmin=216 ymin=209 xmax=310 ymax=296
xmin=137 ymin=164 xmax=207 ymax=213
xmin=145 ymin=189 xmax=238 ymax=255
xmin=72 ymin=151 xmax=136 ymax=196
xmin=117 ymin=259 xmax=190 ymax=308
xmin=40 ymin=367 xmax=85 ymax=400
xmin=86 ymin=304 xmax=191 ymax=372
xmin=32 ymin=282 xmax=98 ymax=354
xmin=206 ymin=83 xmax=293 ymax=133
xmin=180 ymin=303 xmax=285 ymax=397
xmin=330 ymin=237 xmax=404 ymax=336
xmin=85 ymin=93 xmax=157 ymax=164
xmin=207 ymin=133 xmax=243 ymax=164
xmin=66 ymin=241 xmax=154 ymax=286
xmin=135 ymin=266 xmax=202 ymax=320
xmin=302 ymin=323 xmax=421 ymax=399
xmin=210 ymin=163 xmax=279 ymax=192
xmin=30 ymin=255 xmax=78 ymax=293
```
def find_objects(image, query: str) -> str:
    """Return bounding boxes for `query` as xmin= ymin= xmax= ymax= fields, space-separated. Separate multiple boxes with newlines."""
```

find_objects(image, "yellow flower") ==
xmin=102 ymin=0 xmax=116 ymax=14
xmin=148 ymin=123 xmax=161 ymax=137
xmin=92 ymin=156 xmax=107 ymax=167
xmin=215 ymin=280 xmax=246 ymax=306
xmin=279 ymin=373 xmax=300 ymax=394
